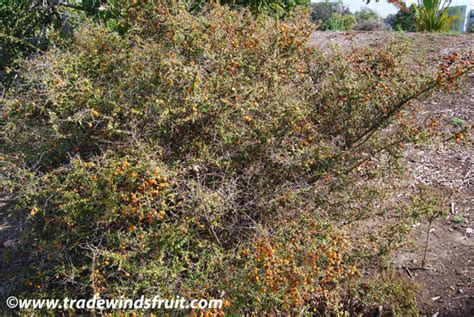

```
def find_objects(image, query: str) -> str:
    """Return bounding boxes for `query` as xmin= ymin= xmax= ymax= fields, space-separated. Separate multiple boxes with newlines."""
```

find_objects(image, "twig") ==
xmin=422 ymin=219 xmax=432 ymax=268
xmin=403 ymin=266 xmax=414 ymax=279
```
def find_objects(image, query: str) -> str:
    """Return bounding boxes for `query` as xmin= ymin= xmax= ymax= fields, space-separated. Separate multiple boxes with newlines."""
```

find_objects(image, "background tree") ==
xmin=367 ymin=0 xmax=458 ymax=32
xmin=0 ymin=0 xmax=108 ymax=86
xmin=355 ymin=7 xmax=380 ymax=22
xmin=415 ymin=0 xmax=458 ymax=32
xmin=0 ymin=0 xmax=49 ymax=84
xmin=310 ymin=0 xmax=357 ymax=30
xmin=385 ymin=3 xmax=417 ymax=31
xmin=324 ymin=14 xmax=357 ymax=30
xmin=310 ymin=0 xmax=351 ymax=24
xmin=353 ymin=7 xmax=384 ymax=30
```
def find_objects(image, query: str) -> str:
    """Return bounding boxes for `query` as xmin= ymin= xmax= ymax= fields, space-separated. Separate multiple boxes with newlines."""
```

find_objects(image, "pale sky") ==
xmin=312 ymin=0 xmax=474 ymax=17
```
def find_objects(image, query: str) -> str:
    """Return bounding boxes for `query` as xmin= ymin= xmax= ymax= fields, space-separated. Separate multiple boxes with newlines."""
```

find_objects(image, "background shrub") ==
xmin=354 ymin=20 xmax=385 ymax=31
xmin=324 ymin=14 xmax=357 ymax=30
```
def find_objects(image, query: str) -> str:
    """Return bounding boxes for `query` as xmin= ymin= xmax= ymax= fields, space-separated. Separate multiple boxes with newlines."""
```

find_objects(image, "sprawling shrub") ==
xmin=2 ymin=152 xmax=230 ymax=301
xmin=1 ymin=2 xmax=472 ymax=314
xmin=193 ymin=0 xmax=309 ymax=15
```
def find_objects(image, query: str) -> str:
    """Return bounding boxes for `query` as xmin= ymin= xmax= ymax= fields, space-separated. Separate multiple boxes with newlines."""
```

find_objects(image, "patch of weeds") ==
xmin=450 ymin=116 xmax=466 ymax=127
xmin=349 ymin=273 xmax=419 ymax=316
xmin=452 ymin=214 xmax=464 ymax=223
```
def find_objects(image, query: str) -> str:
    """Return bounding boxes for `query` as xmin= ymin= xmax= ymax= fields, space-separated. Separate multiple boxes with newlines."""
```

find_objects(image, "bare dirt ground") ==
xmin=395 ymin=76 xmax=473 ymax=317
xmin=312 ymin=31 xmax=473 ymax=316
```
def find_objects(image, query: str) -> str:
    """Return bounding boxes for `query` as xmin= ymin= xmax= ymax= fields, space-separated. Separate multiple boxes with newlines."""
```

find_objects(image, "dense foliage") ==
xmin=415 ymin=0 xmax=458 ymax=32
xmin=310 ymin=2 xmax=382 ymax=31
xmin=1 ymin=1 xmax=472 ymax=315
xmin=365 ymin=0 xmax=458 ymax=32
xmin=355 ymin=7 xmax=379 ymax=23
xmin=386 ymin=4 xmax=417 ymax=32
xmin=194 ymin=0 xmax=310 ymax=15
xmin=324 ymin=13 xmax=357 ymax=30
xmin=354 ymin=8 xmax=384 ymax=31
xmin=0 ymin=0 xmax=309 ymax=87
xmin=310 ymin=0 xmax=350 ymax=24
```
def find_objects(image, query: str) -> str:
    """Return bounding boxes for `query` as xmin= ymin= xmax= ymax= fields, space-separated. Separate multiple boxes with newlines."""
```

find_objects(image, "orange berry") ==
xmin=90 ymin=108 xmax=100 ymax=118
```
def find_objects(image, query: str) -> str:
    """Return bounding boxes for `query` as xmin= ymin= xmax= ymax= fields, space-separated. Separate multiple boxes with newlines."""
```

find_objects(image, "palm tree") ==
xmin=367 ymin=0 xmax=457 ymax=32
xmin=415 ymin=0 xmax=458 ymax=32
